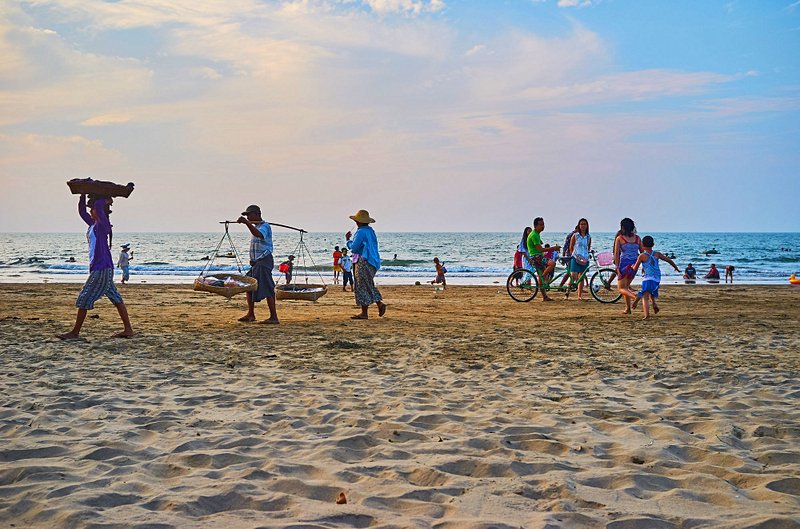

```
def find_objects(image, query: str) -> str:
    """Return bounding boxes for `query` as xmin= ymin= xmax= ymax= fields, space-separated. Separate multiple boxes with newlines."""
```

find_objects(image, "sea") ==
xmin=0 ymin=232 xmax=798 ymax=286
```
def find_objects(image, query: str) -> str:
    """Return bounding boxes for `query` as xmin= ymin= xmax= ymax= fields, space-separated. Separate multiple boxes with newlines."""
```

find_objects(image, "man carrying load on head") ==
xmin=237 ymin=205 xmax=279 ymax=324
xmin=57 ymin=194 xmax=134 ymax=340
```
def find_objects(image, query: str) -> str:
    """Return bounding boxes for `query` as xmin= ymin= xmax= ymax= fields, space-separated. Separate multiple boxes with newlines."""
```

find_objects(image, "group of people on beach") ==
xmin=59 ymin=190 xmax=750 ymax=338
xmin=58 ymin=196 xmax=388 ymax=339
xmin=513 ymin=217 xmax=681 ymax=319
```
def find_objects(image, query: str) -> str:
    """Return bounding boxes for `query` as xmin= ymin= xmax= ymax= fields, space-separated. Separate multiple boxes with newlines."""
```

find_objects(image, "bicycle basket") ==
xmin=596 ymin=252 xmax=614 ymax=266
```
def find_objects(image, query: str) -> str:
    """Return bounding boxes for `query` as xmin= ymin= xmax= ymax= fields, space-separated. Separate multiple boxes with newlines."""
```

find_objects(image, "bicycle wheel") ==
xmin=507 ymin=268 xmax=539 ymax=302
xmin=590 ymin=268 xmax=623 ymax=304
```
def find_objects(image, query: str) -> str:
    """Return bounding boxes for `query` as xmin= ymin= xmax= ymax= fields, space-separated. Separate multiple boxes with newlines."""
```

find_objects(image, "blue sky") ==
xmin=1 ymin=0 xmax=798 ymax=232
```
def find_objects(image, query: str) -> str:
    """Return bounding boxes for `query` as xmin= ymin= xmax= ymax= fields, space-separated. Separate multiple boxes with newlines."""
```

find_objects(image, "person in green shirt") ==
xmin=526 ymin=217 xmax=561 ymax=301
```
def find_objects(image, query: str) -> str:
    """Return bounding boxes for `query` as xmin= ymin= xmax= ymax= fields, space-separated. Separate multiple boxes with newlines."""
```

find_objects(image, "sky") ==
xmin=1 ymin=0 xmax=799 ymax=233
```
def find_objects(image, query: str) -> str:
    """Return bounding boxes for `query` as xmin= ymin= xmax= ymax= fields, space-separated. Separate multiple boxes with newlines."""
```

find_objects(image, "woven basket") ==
xmin=194 ymin=273 xmax=257 ymax=298
xmin=67 ymin=178 xmax=135 ymax=198
xmin=276 ymin=284 xmax=327 ymax=301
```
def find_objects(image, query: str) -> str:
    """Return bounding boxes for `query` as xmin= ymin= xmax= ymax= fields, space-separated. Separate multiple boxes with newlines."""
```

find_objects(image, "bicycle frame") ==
xmin=532 ymin=254 xmax=597 ymax=292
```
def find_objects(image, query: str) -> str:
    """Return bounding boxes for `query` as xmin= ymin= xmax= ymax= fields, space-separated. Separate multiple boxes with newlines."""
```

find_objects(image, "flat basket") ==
xmin=194 ymin=273 xmax=257 ymax=299
xmin=596 ymin=252 xmax=614 ymax=267
xmin=67 ymin=178 xmax=135 ymax=198
xmin=275 ymin=284 xmax=327 ymax=301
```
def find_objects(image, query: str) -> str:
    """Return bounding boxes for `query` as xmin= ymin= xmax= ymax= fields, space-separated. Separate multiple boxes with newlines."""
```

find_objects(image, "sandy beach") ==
xmin=1 ymin=283 xmax=799 ymax=528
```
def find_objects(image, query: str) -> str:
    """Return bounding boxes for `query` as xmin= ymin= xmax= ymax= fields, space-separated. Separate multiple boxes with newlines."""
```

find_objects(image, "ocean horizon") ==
xmin=1 ymin=231 xmax=797 ymax=286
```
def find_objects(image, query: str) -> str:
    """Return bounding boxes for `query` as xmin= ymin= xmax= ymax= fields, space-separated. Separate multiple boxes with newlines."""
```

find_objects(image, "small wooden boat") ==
xmin=275 ymin=284 xmax=327 ymax=301
xmin=67 ymin=178 xmax=135 ymax=198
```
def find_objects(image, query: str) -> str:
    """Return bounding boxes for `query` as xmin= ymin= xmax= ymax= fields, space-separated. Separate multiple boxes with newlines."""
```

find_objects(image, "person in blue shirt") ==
xmin=683 ymin=263 xmax=696 ymax=280
xmin=237 ymin=204 xmax=278 ymax=324
xmin=631 ymin=235 xmax=680 ymax=319
xmin=346 ymin=209 xmax=387 ymax=320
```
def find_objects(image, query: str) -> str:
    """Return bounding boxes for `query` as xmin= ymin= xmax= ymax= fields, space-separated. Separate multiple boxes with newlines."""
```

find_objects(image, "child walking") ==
xmin=340 ymin=247 xmax=353 ymax=292
xmin=631 ymin=235 xmax=680 ymax=320
xmin=278 ymin=255 xmax=294 ymax=284
xmin=431 ymin=257 xmax=447 ymax=289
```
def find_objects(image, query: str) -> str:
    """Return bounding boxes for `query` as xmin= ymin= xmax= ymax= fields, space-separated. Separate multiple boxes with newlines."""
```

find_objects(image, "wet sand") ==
xmin=1 ymin=283 xmax=799 ymax=528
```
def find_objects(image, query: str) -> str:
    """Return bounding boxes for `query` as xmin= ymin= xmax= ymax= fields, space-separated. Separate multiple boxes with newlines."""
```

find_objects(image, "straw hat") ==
xmin=349 ymin=209 xmax=375 ymax=224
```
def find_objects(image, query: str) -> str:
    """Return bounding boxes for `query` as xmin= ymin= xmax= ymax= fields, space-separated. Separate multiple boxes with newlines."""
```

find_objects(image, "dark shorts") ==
xmin=247 ymin=255 xmax=276 ymax=302
xmin=76 ymin=268 xmax=124 ymax=310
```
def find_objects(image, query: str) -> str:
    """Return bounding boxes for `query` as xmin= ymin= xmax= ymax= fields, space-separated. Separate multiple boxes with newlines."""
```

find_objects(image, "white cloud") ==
xmin=557 ymin=0 xmax=598 ymax=7
xmin=0 ymin=0 xmax=773 ymax=231
xmin=361 ymin=0 xmax=445 ymax=16
xmin=465 ymin=44 xmax=485 ymax=57
xmin=81 ymin=114 xmax=133 ymax=126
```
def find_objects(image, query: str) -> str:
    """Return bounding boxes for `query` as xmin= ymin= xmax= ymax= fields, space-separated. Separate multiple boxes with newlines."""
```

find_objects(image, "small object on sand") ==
xmin=631 ymin=456 xmax=645 ymax=465
xmin=415 ymin=281 xmax=421 ymax=286
xmin=90 ymin=314 xmax=100 ymax=319
xmin=336 ymin=492 xmax=347 ymax=504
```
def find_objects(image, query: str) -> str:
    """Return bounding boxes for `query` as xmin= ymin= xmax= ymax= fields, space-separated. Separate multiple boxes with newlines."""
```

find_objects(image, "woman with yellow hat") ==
xmin=346 ymin=209 xmax=386 ymax=319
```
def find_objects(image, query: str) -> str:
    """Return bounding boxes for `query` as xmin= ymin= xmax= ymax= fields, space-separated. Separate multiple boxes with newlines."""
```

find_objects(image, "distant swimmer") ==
xmin=705 ymin=248 xmax=719 ymax=255
xmin=67 ymin=257 xmax=76 ymax=263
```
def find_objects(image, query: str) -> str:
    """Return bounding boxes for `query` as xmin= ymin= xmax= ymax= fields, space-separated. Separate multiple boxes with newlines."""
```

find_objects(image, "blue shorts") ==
xmin=121 ymin=265 xmax=130 ymax=281
xmin=76 ymin=268 xmax=124 ymax=310
xmin=637 ymin=280 xmax=660 ymax=299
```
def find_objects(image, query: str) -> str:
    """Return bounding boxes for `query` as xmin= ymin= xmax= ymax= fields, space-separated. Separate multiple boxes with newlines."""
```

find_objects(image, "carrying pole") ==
xmin=221 ymin=221 xmax=306 ymax=233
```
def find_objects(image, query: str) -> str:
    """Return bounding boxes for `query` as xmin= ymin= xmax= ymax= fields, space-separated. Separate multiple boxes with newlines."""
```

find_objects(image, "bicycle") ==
xmin=507 ymin=250 xmax=622 ymax=303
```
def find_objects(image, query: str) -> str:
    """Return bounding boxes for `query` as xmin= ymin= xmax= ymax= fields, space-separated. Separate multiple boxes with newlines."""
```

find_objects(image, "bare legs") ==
xmin=632 ymin=293 xmax=659 ymax=319
xmin=618 ymin=276 xmax=637 ymax=314
xmin=239 ymin=292 xmax=279 ymax=324
xmin=541 ymin=261 xmax=556 ymax=301
xmin=351 ymin=300 xmax=386 ymax=320
xmin=57 ymin=303 xmax=133 ymax=340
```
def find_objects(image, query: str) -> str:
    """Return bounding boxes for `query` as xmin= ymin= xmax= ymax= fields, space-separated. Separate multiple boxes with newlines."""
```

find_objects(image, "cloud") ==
xmin=361 ymin=0 xmax=445 ymax=16
xmin=557 ymin=0 xmax=599 ymax=7
xmin=1 ymin=0 xmax=780 ymax=231
xmin=81 ymin=114 xmax=133 ymax=126
xmin=0 ymin=132 xmax=125 ymax=173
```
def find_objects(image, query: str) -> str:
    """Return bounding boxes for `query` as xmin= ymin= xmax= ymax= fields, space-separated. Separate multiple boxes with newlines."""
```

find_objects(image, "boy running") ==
xmin=631 ymin=235 xmax=680 ymax=320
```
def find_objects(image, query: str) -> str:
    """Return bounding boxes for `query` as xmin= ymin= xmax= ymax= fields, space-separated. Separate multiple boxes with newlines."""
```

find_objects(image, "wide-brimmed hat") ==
xmin=349 ymin=209 xmax=375 ymax=224
xmin=120 ymin=243 xmax=130 ymax=249
xmin=241 ymin=205 xmax=261 ymax=216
